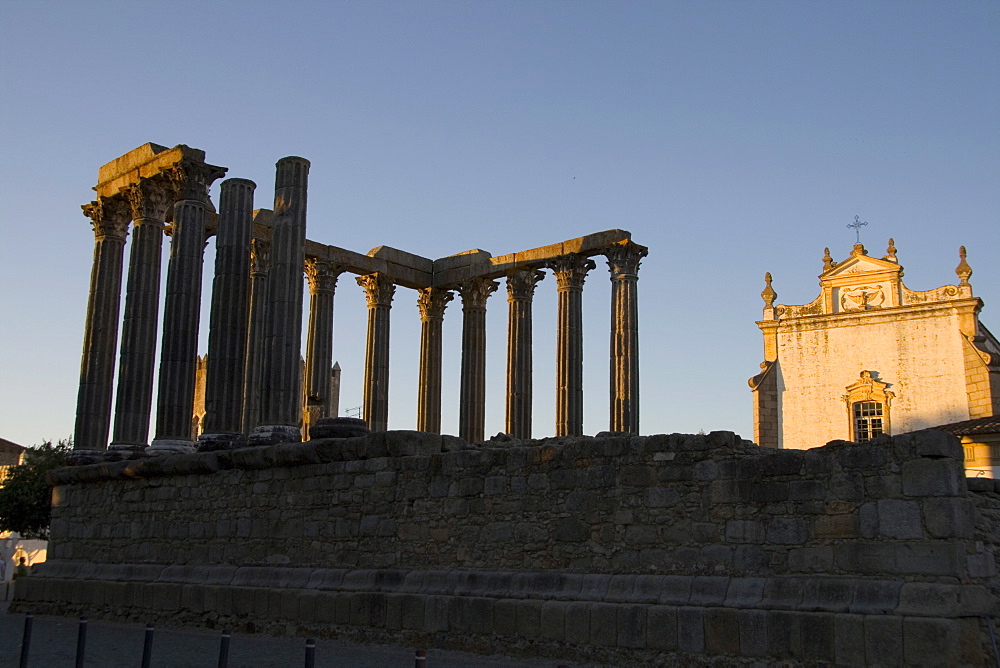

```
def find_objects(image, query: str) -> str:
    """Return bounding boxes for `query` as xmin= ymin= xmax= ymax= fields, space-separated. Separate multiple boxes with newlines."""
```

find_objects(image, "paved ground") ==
xmin=0 ymin=602 xmax=584 ymax=668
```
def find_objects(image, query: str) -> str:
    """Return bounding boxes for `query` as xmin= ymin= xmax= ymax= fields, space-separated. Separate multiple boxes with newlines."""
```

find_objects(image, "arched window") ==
xmin=844 ymin=371 xmax=894 ymax=443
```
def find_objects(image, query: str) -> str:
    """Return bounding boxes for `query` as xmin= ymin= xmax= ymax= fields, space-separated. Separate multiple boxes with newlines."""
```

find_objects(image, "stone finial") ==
xmin=884 ymin=238 xmax=897 ymax=263
xmin=822 ymin=248 xmax=835 ymax=272
xmin=850 ymin=243 xmax=868 ymax=258
xmin=956 ymin=246 xmax=972 ymax=286
xmin=761 ymin=272 xmax=776 ymax=307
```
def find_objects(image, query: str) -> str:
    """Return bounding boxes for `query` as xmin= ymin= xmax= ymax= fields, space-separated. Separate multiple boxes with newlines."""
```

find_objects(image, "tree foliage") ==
xmin=0 ymin=439 xmax=71 ymax=540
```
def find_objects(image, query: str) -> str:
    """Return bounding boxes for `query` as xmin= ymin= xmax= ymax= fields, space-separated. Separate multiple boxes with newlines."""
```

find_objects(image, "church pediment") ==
xmin=823 ymin=254 xmax=900 ymax=280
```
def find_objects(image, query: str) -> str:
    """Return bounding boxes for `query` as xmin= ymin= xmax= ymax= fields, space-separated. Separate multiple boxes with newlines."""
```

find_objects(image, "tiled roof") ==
xmin=930 ymin=416 xmax=1000 ymax=436
xmin=0 ymin=437 xmax=26 ymax=453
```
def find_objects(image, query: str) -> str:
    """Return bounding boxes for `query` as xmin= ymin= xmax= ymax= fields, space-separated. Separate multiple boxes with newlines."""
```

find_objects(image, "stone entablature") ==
xmin=14 ymin=429 xmax=1000 ymax=664
xmin=752 ymin=241 xmax=1000 ymax=461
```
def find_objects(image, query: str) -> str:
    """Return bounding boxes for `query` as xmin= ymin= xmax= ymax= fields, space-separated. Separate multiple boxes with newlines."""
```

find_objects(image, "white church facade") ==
xmin=750 ymin=240 xmax=1000 ymax=474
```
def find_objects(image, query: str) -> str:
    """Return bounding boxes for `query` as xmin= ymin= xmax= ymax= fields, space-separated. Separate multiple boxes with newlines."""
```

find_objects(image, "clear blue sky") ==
xmin=1 ymin=1 xmax=997 ymax=448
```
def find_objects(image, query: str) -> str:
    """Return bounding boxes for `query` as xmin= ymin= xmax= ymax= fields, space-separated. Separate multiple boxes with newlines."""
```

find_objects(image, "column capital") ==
xmin=357 ymin=272 xmax=396 ymax=308
xmin=605 ymin=240 xmax=648 ymax=279
xmin=550 ymin=254 xmax=597 ymax=291
xmin=417 ymin=287 xmax=453 ymax=321
xmin=165 ymin=158 xmax=227 ymax=203
xmin=123 ymin=177 xmax=173 ymax=224
xmin=250 ymin=238 xmax=270 ymax=276
xmin=305 ymin=257 xmax=342 ymax=295
xmin=82 ymin=195 xmax=130 ymax=242
xmin=506 ymin=268 xmax=546 ymax=302
xmin=458 ymin=277 xmax=499 ymax=311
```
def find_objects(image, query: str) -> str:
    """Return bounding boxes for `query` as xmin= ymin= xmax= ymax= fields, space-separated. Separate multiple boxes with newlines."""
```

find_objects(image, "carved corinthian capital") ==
xmin=165 ymin=159 xmax=228 ymax=203
xmin=605 ymin=240 xmax=648 ymax=279
xmin=506 ymin=268 xmax=546 ymax=301
xmin=249 ymin=238 xmax=270 ymax=276
xmin=457 ymin=277 xmax=499 ymax=311
xmin=417 ymin=287 xmax=453 ymax=321
xmin=357 ymin=273 xmax=396 ymax=308
xmin=82 ymin=195 xmax=130 ymax=242
xmin=550 ymin=254 xmax=597 ymax=291
xmin=305 ymin=258 xmax=341 ymax=295
xmin=123 ymin=177 xmax=173 ymax=223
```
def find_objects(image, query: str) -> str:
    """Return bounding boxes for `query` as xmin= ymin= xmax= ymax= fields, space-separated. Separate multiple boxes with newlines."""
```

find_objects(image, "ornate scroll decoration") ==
xmin=506 ymin=268 xmax=545 ymax=301
xmin=304 ymin=258 xmax=342 ymax=295
xmin=604 ymin=240 xmax=648 ymax=279
xmin=249 ymin=238 xmax=270 ymax=276
xmin=550 ymin=254 xmax=596 ymax=292
xmin=357 ymin=273 xmax=395 ymax=308
xmin=457 ymin=277 xmax=499 ymax=311
xmin=82 ymin=195 xmax=130 ymax=242
xmin=123 ymin=177 xmax=173 ymax=223
xmin=417 ymin=287 xmax=453 ymax=321
xmin=840 ymin=285 xmax=885 ymax=311
xmin=956 ymin=246 xmax=972 ymax=287
xmin=843 ymin=370 xmax=894 ymax=408
xmin=761 ymin=272 xmax=777 ymax=308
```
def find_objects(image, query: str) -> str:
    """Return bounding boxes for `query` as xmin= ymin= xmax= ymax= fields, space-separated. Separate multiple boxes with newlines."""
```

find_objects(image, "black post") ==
xmin=75 ymin=616 xmax=88 ymax=668
xmin=18 ymin=613 xmax=33 ymax=668
xmin=304 ymin=638 xmax=316 ymax=668
xmin=415 ymin=648 xmax=427 ymax=667
xmin=140 ymin=623 xmax=155 ymax=668
xmin=218 ymin=628 xmax=231 ymax=668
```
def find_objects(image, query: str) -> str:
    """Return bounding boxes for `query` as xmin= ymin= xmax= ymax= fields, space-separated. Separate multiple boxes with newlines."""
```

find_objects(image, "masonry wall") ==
xmin=13 ymin=430 xmax=1000 ymax=665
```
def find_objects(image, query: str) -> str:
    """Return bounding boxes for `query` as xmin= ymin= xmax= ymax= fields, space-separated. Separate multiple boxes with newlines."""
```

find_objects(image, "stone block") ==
xmin=733 ymin=545 xmax=769 ymax=573
xmin=738 ymin=609 xmax=768 ymax=657
xmin=903 ymin=617 xmax=963 ymax=666
xmin=690 ymin=576 xmax=728 ymax=605
xmin=617 ymin=604 xmax=647 ymax=648
xmin=658 ymin=576 xmax=693 ymax=605
xmin=835 ymin=541 xmax=965 ymax=577
xmin=605 ymin=574 xmax=636 ymax=602
xmin=589 ymin=602 xmax=618 ymax=646
xmin=833 ymin=613 xmax=865 ymax=666
xmin=516 ymin=599 xmax=543 ymax=637
xmin=467 ymin=597 xmax=494 ymax=634
xmin=897 ymin=583 xmax=991 ymax=617
xmin=677 ymin=607 xmax=705 ymax=653
xmin=646 ymin=605 xmax=678 ymax=650
xmin=799 ymin=612 xmax=835 ymax=662
xmin=922 ymin=497 xmax=975 ymax=538
xmin=800 ymin=577 xmax=853 ymax=612
xmin=493 ymin=598 xmax=517 ymax=636
xmin=704 ymin=608 xmax=740 ymax=655
xmin=848 ymin=579 xmax=901 ymax=614
xmin=876 ymin=499 xmax=923 ymax=539
xmin=579 ymin=574 xmax=611 ymax=600
xmin=540 ymin=601 xmax=566 ymax=640
xmin=725 ymin=520 xmax=764 ymax=543
xmin=902 ymin=458 xmax=965 ymax=497
xmin=725 ymin=578 xmax=765 ymax=608
xmin=787 ymin=546 xmax=834 ymax=573
xmin=565 ymin=602 xmax=591 ymax=644
xmin=632 ymin=575 xmax=663 ymax=603
xmin=766 ymin=517 xmax=809 ymax=544
xmin=912 ymin=430 xmax=964 ymax=460
xmin=765 ymin=610 xmax=801 ymax=658
xmin=447 ymin=595 xmax=472 ymax=632
xmin=864 ymin=615 xmax=902 ymax=666
xmin=762 ymin=577 xmax=804 ymax=609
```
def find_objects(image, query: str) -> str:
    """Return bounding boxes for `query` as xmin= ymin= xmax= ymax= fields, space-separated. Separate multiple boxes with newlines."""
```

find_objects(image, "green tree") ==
xmin=0 ymin=439 xmax=71 ymax=540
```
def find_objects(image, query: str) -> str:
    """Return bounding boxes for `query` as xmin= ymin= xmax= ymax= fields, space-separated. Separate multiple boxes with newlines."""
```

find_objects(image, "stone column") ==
xmin=253 ymin=157 xmax=310 ymax=445
xmin=199 ymin=178 xmax=256 ymax=450
xmin=151 ymin=160 xmax=226 ymax=452
xmin=552 ymin=255 xmax=596 ymax=437
xmin=110 ymin=179 xmax=173 ymax=450
xmin=505 ymin=269 xmax=545 ymax=439
xmin=605 ymin=240 xmax=648 ymax=434
xmin=242 ymin=236 xmax=270 ymax=433
xmin=358 ymin=273 xmax=395 ymax=432
xmin=73 ymin=196 xmax=130 ymax=451
xmin=416 ymin=287 xmax=453 ymax=433
xmin=457 ymin=277 xmax=498 ymax=443
xmin=303 ymin=258 xmax=341 ymax=439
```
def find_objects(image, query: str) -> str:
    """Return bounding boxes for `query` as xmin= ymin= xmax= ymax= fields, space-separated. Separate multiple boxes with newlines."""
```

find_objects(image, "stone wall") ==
xmin=13 ymin=430 xmax=1000 ymax=665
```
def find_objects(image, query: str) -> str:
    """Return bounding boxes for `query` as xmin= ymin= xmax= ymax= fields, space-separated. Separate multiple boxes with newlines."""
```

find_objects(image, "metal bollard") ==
xmin=140 ymin=623 xmax=155 ymax=668
xmin=19 ymin=613 xmax=33 ymax=668
xmin=218 ymin=628 xmax=231 ymax=668
xmin=75 ymin=616 xmax=88 ymax=668
xmin=415 ymin=648 xmax=427 ymax=667
xmin=304 ymin=637 xmax=316 ymax=668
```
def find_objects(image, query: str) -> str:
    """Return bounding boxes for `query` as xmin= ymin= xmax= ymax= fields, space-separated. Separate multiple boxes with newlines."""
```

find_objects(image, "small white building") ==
xmin=750 ymin=240 xmax=1000 ymax=474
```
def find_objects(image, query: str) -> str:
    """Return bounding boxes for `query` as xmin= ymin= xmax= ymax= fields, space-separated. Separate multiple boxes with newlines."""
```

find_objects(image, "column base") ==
xmin=248 ymin=425 xmax=301 ymax=446
xmin=197 ymin=432 xmax=248 ymax=452
xmin=65 ymin=449 xmax=108 ymax=465
xmin=309 ymin=417 xmax=370 ymax=439
xmin=108 ymin=442 xmax=147 ymax=452
xmin=146 ymin=439 xmax=197 ymax=456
